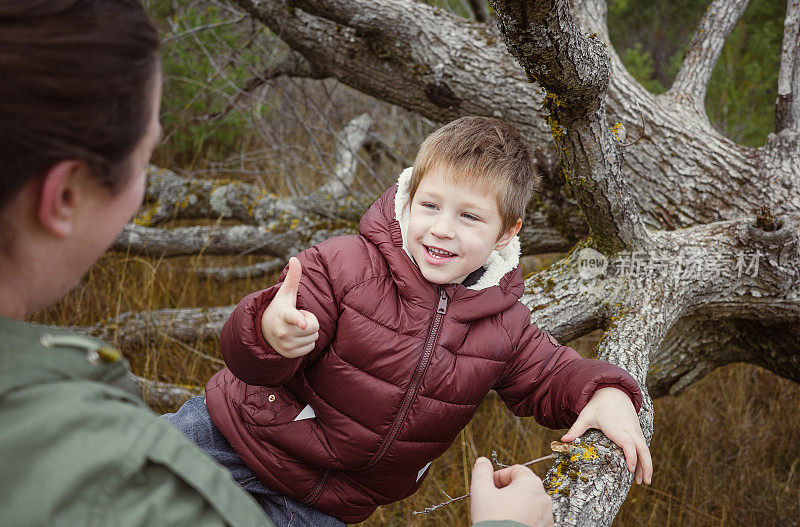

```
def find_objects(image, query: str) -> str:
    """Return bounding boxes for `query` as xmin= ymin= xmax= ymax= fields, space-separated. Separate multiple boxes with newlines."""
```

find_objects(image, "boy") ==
xmin=166 ymin=116 xmax=652 ymax=525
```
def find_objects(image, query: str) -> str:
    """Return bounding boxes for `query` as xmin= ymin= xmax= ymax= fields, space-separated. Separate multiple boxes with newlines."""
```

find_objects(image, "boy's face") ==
xmin=407 ymin=165 xmax=521 ymax=285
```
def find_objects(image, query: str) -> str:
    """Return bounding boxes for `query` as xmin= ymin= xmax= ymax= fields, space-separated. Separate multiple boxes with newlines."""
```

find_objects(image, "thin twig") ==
xmin=492 ymin=450 xmax=557 ymax=468
xmin=412 ymin=453 xmax=557 ymax=515
xmin=162 ymin=16 xmax=246 ymax=43
xmin=620 ymin=99 xmax=646 ymax=147
xmin=413 ymin=490 xmax=469 ymax=515
xmin=162 ymin=334 xmax=225 ymax=366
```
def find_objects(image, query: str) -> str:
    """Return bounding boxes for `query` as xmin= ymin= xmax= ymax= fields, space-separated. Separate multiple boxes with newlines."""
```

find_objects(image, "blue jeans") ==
xmin=163 ymin=396 xmax=346 ymax=527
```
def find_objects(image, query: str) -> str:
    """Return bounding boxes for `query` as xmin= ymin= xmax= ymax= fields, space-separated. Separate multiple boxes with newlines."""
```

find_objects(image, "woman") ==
xmin=0 ymin=1 xmax=550 ymax=526
xmin=0 ymin=1 xmax=272 ymax=525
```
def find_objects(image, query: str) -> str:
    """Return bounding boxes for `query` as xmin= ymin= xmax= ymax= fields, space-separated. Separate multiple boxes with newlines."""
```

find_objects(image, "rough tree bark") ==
xmin=95 ymin=0 xmax=800 ymax=524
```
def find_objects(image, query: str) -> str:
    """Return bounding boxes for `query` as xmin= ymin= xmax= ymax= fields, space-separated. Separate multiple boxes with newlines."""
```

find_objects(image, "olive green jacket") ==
xmin=0 ymin=317 xmax=528 ymax=527
xmin=0 ymin=317 xmax=272 ymax=527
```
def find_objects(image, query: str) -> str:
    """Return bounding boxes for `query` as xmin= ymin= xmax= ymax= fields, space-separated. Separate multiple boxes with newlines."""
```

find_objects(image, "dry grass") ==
xmin=28 ymin=80 xmax=800 ymax=526
xmin=31 ymin=246 xmax=800 ymax=526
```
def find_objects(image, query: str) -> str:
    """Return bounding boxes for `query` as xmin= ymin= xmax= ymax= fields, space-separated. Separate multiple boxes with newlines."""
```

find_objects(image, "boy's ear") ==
xmin=37 ymin=160 xmax=88 ymax=238
xmin=495 ymin=218 xmax=522 ymax=251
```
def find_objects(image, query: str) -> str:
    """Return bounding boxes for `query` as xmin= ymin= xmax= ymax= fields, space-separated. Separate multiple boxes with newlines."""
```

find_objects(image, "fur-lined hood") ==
xmin=391 ymin=167 xmax=521 ymax=291
xmin=356 ymin=168 xmax=525 ymax=320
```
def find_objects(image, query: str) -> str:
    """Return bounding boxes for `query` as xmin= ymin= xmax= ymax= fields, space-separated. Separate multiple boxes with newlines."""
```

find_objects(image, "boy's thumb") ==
xmin=277 ymin=257 xmax=302 ymax=305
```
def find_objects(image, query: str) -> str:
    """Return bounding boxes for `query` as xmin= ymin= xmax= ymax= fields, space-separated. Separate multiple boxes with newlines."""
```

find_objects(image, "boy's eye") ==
xmin=461 ymin=213 xmax=480 ymax=221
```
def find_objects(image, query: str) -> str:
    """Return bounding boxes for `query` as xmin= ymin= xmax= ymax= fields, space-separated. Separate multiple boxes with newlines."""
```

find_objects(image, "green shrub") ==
xmin=146 ymin=0 xmax=278 ymax=166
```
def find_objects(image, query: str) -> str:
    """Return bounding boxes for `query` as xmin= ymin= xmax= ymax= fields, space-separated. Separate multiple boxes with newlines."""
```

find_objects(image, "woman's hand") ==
xmin=561 ymin=387 xmax=653 ymax=484
xmin=470 ymin=457 xmax=553 ymax=527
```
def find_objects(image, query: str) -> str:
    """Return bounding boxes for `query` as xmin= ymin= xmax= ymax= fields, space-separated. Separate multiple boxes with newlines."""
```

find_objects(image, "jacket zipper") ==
xmin=362 ymin=288 xmax=449 ymax=470
xmin=306 ymin=470 xmax=331 ymax=505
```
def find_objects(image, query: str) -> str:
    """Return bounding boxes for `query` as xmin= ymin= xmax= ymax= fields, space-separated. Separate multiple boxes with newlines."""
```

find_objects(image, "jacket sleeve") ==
xmin=220 ymin=244 xmax=340 ymax=387
xmin=98 ymin=416 xmax=274 ymax=527
xmin=493 ymin=318 xmax=642 ymax=430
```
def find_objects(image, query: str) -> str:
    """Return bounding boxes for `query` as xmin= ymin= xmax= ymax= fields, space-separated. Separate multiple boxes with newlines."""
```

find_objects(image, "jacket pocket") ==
xmin=236 ymin=385 xmax=340 ymax=469
xmin=239 ymin=384 xmax=303 ymax=429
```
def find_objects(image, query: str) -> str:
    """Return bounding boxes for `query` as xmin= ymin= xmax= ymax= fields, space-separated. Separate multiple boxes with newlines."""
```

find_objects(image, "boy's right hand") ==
xmin=261 ymin=257 xmax=320 ymax=358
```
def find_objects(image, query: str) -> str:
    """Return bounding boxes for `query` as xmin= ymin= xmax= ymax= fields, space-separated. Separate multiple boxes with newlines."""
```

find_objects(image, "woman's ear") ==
xmin=495 ymin=218 xmax=522 ymax=251
xmin=37 ymin=160 xmax=87 ymax=238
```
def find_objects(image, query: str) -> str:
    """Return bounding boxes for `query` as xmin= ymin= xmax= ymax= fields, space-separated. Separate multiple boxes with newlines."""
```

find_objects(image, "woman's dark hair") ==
xmin=0 ymin=0 xmax=159 ymax=208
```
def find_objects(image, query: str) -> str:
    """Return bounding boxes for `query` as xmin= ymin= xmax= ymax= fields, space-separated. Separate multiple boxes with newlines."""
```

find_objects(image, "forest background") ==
xmin=31 ymin=0 xmax=800 ymax=524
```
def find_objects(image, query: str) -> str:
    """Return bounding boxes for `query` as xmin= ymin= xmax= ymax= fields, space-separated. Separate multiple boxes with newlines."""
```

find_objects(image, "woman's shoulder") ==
xmin=0 ymin=318 xmax=135 ymax=401
xmin=0 ymin=335 xmax=270 ymax=526
xmin=0 ymin=319 xmax=270 ymax=526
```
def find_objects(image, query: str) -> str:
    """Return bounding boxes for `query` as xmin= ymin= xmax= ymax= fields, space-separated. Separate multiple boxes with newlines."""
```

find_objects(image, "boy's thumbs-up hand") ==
xmin=261 ymin=257 xmax=320 ymax=358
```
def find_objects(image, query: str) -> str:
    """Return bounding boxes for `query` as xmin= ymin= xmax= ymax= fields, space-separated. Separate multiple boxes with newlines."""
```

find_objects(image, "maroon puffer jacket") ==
xmin=206 ymin=180 xmax=642 ymax=523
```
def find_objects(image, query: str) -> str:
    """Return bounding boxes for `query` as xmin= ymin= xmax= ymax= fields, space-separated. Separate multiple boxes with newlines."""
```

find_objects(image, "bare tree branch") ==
xmin=117 ymin=112 xmax=376 ymax=260
xmin=522 ymin=249 xmax=615 ymax=343
xmin=195 ymin=259 xmax=285 ymax=281
xmin=131 ymin=374 xmax=202 ymax=408
xmin=314 ymin=113 xmax=372 ymax=196
xmin=649 ymin=317 xmax=747 ymax=397
xmin=204 ymin=50 xmax=328 ymax=124
xmin=284 ymin=0 xmax=408 ymax=35
xmin=113 ymin=223 xmax=307 ymax=258
xmin=134 ymin=165 xmax=297 ymax=227
xmin=651 ymin=312 xmax=800 ymax=397
xmin=76 ymin=306 xmax=235 ymax=349
xmin=490 ymin=0 xmax=649 ymax=253
xmin=491 ymin=0 xmax=609 ymax=106
xmin=233 ymin=0 xmax=552 ymax=144
xmin=135 ymin=112 xmax=373 ymax=231
xmin=162 ymin=15 xmax=247 ymax=43
xmin=545 ymin=293 xmax=675 ymax=524
xmin=75 ymin=307 xmax=230 ymax=407
xmin=777 ymin=0 xmax=800 ymax=132
xmin=669 ymin=0 xmax=750 ymax=114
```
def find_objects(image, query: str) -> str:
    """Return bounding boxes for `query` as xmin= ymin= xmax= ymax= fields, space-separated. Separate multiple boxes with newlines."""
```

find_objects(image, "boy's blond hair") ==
xmin=409 ymin=116 xmax=539 ymax=234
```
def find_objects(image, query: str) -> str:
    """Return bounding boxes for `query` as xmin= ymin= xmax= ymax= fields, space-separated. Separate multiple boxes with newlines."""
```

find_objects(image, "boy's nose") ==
xmin=430 ymin=216 xmax=455 ymax=238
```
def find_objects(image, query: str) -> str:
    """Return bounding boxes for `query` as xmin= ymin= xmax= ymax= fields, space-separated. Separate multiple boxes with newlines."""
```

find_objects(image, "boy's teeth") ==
xmin=427 ymin=246 xmax=455 ymax=258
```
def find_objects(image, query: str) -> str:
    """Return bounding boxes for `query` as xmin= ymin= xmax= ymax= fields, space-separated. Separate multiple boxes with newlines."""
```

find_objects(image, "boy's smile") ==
xmin=407 ymin=165 xmax=520 ymax=285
